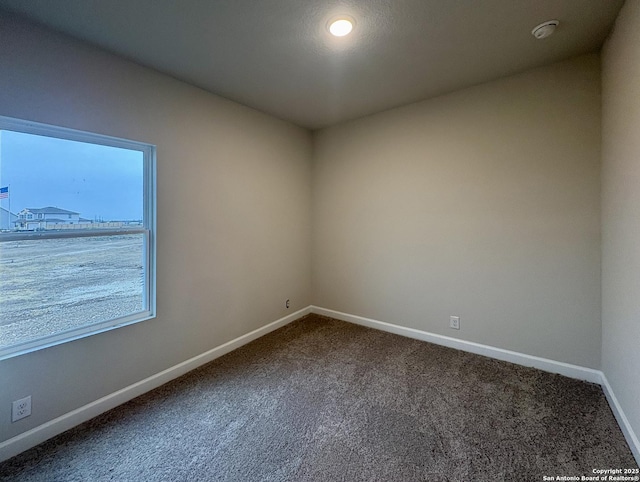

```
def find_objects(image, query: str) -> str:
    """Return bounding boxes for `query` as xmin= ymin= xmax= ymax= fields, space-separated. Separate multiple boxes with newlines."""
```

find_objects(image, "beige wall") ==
xmin=0 ymin=15 xmax=312 ymax=442
xmin=602 ymin=0 xmax=640 ymax=449
xmin=313 ymin=54 xmax=602 ymax=368
xmin=0 ymin=10 xmax=616 ymax=450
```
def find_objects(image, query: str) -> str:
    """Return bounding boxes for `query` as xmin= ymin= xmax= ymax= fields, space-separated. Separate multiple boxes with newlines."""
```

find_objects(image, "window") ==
xmin=0 ymin=116 xmax=156 ymax=359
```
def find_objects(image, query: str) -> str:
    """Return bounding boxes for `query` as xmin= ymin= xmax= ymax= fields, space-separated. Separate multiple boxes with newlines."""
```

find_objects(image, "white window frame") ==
xmin=0 ymin=115 xmax=157 ymax=360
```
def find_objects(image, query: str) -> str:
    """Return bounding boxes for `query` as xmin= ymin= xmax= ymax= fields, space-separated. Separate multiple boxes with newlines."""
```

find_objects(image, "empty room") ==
xmin=0 ymin=0 xmax=639 ymax=480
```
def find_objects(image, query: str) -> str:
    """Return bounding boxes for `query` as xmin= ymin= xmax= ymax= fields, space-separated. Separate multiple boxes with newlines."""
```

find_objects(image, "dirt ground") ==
xmin=0 ymin=234 xmax=144 ymax=349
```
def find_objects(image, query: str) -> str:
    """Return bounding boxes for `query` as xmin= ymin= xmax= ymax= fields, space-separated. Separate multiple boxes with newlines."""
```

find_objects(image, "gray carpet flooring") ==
xmin=0 ymin=314 xmax=637 ymax=481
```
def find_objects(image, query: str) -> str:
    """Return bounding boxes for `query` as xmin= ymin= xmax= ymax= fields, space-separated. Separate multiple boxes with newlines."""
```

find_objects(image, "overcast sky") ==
xmin=0 ymin=130 xmax=143 ymax=221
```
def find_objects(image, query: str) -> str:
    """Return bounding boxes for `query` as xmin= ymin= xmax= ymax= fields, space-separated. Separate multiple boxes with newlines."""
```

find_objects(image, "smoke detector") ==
xmin=532 ymin=20 xmax=559 ymax=39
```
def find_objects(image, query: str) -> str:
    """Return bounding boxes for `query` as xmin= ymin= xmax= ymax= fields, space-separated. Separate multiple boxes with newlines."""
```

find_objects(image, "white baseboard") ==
xmin=0 ymin=306 xmax=310 ymax=463
xmin=311 ymin=306 xmax=640 ymax=465
xmin=3 ymin=305 xmax=638 ymax=467
xmin=600 ymin=374 xmax=640 ymax=465
xmin=311 ymin=306 xmax=602 ymax=383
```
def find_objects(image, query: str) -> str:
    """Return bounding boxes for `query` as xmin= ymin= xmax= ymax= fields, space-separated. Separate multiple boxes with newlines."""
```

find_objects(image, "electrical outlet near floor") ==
xmin=12 ymin=395 xmax=31 ymax=422
xmin=449 ymin=316 xmax=460 ymax=330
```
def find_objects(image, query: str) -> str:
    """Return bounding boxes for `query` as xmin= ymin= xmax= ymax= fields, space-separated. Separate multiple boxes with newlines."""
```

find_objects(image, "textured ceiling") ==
xmin=0 ymin=0 xmax=625 ymax=129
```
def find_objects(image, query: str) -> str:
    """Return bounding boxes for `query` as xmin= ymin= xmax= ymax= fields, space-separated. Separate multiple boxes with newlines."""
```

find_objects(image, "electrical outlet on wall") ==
xmin=449 ymin=316 xmax=460 ymax=330
xmin=12 ymin=395 xmax=32 ymax=422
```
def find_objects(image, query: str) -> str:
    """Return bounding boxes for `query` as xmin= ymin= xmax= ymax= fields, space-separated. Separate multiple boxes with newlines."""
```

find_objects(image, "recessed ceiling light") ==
xmin=532 ymin=20 xmax=559 ymax=39
xmin=328 ymin=17 xmax=354 ymax=37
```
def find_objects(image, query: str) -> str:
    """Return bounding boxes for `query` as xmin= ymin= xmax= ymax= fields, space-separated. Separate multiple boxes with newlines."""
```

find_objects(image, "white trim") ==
xmin=311 ymin=306 xmax=602 ymax=383
xmin=0 ymin=306 xmax=310 ymax=463
xmin=0 ymin=114 xmax=153 ymax=152
xmin=600 ymin=374 xmax=640 ymax=465
xmin=3 ymin=305 xmax=638 ymax=467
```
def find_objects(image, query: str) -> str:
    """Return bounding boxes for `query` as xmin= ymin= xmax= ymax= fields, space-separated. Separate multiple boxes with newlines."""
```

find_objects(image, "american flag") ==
xmin=0 ymin=186 xmax=8 ymax=199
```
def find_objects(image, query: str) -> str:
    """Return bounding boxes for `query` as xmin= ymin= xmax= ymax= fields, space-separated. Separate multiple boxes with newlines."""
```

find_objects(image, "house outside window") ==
xmin=0 ymin=115 xmax=157 ymax=359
